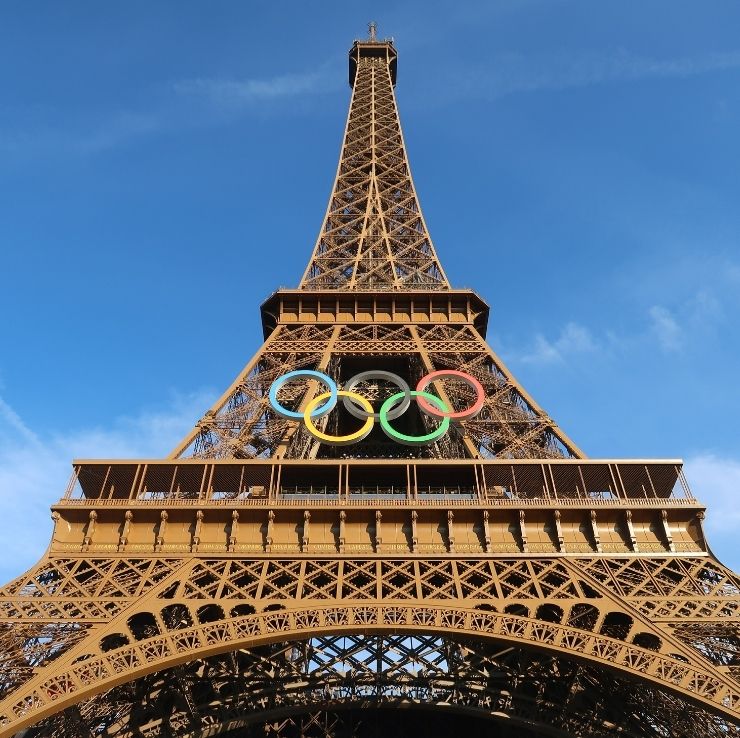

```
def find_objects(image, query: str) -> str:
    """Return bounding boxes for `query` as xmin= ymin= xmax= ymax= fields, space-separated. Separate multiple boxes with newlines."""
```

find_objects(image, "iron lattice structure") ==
xmin=1 ymin=29 xmax=739 ymax=738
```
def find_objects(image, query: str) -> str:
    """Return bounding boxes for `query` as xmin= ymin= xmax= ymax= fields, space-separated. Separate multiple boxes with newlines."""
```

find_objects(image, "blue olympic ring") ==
xmin=268 ymin=370 xmax=338 ymax=420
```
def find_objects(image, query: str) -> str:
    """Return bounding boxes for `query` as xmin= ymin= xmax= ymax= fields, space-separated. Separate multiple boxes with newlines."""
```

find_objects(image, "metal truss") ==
xmin=171 ymin=322 xmax=582 ymax=460
xmin=1 ymin=551 xmax=740 ymax=734
xmin=1 ymin=29 xmax=738 ymax=738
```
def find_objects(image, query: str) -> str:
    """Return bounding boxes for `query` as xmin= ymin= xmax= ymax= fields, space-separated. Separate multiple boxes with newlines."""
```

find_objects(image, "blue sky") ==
xmin=1 ymin=1 xmax=739 ymax=580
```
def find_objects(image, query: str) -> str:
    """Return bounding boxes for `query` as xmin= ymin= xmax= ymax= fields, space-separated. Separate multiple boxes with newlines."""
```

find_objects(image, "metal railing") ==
xmin=56 ymin=495 xmax=700 ymax=509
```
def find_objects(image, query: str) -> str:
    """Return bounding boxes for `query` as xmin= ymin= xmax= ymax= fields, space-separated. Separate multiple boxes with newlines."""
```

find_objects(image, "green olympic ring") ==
xmin=379 ymin=390 xmax=451 ymax=447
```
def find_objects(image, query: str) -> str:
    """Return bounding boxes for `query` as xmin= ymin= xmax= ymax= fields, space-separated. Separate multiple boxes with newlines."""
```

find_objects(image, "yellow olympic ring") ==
xmin=303 ymin=391 xmax=375 ymax=446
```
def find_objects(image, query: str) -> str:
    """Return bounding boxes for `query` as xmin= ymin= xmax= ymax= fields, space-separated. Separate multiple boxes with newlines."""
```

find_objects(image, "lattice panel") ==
xmin=181 ymin=324 xmax=333 ymax=458
xmin=0 ymin=558 xmax=184 ymax=620
xmin=159 ymin=557 xmax=605 ymax=605
xmin=572 ymin=557 xmax=740 ymax=619
xmin=417 ymin=324 xmax=578 ymax=458
xmin=176 ymin=322 xmax=581 ymax=460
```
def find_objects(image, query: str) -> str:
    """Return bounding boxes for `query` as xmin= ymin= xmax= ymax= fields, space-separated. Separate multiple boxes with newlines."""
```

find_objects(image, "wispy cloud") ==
xmin=552 ymin=48 xmax=740 ymax=88
xmin=685 ymin=454 xmax=740 ymax=532
xmin=508 ymin=268 xmax=734 ymax=368
xmin=648 ymin=305 xmax=682 ymax=352
xmin=445 ymin=48 xmax=740 ymax=103
xmin=71 ymin=112 xmax=162 ymax=154
xmin=0 ymin=390 xmax=214 ymax=583
xmin=687 ymin=289 xmax=723 ymax=324
xmin=0 ymin=110 xmax=162 ymax=158
xmin=0 ymin=396 xmax=39 ymax=445
xmin=645 ymin=279 xmax=730 ymax=354
xmin=175 ymin=66 xmax=342 ymax=109
xmin=684 ymin=454 xmax=740 ymax=570
xmin=519 ymin=321 xmax=597 ymax=364
xmin=1 ymin=62 xmax=342 ymax=161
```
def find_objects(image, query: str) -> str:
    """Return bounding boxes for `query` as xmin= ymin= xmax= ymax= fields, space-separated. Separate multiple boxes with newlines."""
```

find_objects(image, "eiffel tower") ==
xmin=1 ymin=26 xmax=739 ymax=738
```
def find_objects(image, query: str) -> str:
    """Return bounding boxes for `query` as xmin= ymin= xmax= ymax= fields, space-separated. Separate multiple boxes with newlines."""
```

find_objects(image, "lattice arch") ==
xmin=20 ymin=634 xmax=740 ymax=738
xmin=3 ymin=604 xmax=740 ymax=736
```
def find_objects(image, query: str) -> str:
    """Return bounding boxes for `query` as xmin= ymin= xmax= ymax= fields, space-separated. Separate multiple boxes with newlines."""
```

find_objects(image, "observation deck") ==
xmin=349 ymin=37 xmax=397 ymax=86
xmin=52 ymin=458 xmax=706 ymax=558
xmin=260 ymin=289 xmax=490 ymax=338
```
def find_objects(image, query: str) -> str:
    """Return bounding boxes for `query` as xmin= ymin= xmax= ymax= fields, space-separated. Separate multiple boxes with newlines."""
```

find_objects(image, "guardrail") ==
xmin=61 ymin=458 xmax=696 ymax=506
xmin=56 ymin=495 xmax=700 ymax=509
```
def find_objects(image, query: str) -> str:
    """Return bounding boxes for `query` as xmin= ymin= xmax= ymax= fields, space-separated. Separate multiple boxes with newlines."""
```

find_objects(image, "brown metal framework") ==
xmin=1 ymin=28 xmax=738 ymax=738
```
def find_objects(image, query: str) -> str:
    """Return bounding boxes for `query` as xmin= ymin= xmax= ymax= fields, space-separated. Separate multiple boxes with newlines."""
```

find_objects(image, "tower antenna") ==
xmin=368 ymin=21 xmax=377 ymax=41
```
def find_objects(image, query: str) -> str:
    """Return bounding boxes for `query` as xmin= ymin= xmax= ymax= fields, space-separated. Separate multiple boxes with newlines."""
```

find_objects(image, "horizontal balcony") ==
xmin=260 ymin=289 xmax=490 ymax=338
xmin=50 ymin=459 xmax=705 ymax=557
xmin=60 ymin=458 xmax=698 ymax=510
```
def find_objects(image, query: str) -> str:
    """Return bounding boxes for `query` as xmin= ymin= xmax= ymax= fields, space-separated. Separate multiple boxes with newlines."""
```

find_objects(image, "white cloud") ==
xmin=0 ymin=390 xmax=214 ymax=584
xmin=0 ymin=110 xmax=162 ymax=158
xmin=684 ymin=454 xmax=740 ymax=532
xmin=648 ymin=305 xmax=682 ymax=351
xmin=617 ymin=50 xmax=740 ymax=81
xmin=175 ymin=67 xmax=342 ymax=108
xmin=520 ymin=321 xmax=597 ymax=364
xmin=0 ymin=396 xmax=39 ymax=444
xmin=684 ymin=454 xmax=740 ymax=571
xmin=689 ymin=289 xmax=723 ymax=321
xmin=728 ymin=263 xmax=740 ymax=284
xmin=453 ymin=49 xmax=740 ymax=102
xmin=499 ymin=277 xmax=732 ymax=372
xmin=72 ymin=112 xmax=162 ymax=154
xmin=1 ymin=62 xmax=340 ymax=161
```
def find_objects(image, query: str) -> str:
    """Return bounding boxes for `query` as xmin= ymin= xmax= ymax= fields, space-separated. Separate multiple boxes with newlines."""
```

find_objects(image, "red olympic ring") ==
xmin=415 ymin=370 xmax=485 ymax=421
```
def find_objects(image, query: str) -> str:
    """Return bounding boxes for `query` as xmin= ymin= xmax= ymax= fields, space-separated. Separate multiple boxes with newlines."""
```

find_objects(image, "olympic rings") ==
xmin=268 ymin=368 xmax=484 ymax=446
xmin=269 ymin=370 xmax=337 ymax=419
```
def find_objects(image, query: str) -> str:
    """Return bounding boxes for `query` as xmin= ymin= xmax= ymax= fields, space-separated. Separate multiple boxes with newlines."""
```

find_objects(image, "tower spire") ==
xmin=368 ymin=21 xmax=377 ymax=41
xmin=301 ymin=35 xmax=448 ymax=291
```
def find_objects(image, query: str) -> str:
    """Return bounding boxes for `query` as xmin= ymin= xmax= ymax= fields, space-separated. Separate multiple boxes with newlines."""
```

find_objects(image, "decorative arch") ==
xmin=1 ymin=603 xmax=739 ymax=736
xmin=23 ymin=645 xmax=740 ymax=738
